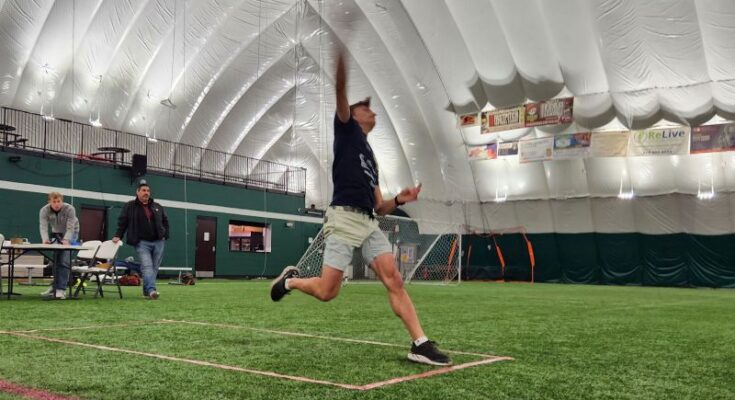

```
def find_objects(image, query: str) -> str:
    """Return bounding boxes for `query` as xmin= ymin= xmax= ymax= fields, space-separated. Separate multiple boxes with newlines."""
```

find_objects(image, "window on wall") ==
xmin=229 ymin=220 xmax=271 ymax=253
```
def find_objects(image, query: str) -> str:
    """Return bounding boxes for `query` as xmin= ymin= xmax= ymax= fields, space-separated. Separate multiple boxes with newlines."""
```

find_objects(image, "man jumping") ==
xmin=270 ymin=50 xmax=451 ymax=366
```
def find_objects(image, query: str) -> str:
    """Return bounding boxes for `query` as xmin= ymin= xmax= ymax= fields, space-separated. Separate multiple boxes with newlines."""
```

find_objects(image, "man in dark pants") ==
xmin=113 ymin=180 xmax=169 ymax=299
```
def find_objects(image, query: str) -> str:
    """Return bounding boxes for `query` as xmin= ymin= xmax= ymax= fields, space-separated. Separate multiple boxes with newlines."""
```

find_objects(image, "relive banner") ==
xmin=468 ymin=143 xmax=498 ymax=161
xmin=519 ymin=137 xmax=553 ymax=163
xmin=553 ymin=132 xmax=591 ymax=159
xmin=525 ymin=97 xmax=574 ymax=127
xmin=497 ymin=141 xmax=519 ymax=157
xmin=481 ymin=106 xmax=525 ymax=133
xmin=590 ymin=131 xmax=629 ymax=157
xmin=628 ymin=127 xmax=690 ymax=156
xmin=690 ymin=123 xmax=735 ymax=154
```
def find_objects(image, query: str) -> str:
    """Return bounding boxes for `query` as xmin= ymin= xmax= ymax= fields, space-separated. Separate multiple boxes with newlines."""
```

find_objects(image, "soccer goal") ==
xmin=296 ymin=215 xmax=461 ymax=284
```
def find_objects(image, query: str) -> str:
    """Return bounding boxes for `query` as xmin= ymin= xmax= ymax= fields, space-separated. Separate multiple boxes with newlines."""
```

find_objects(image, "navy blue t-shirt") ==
xmin=330 ymin=114 xmax=378 ymax=210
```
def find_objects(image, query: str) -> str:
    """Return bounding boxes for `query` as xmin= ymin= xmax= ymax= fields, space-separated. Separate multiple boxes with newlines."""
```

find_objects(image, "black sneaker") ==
xmin=407 ymin=340 xmax=452 ymax=366
xmin=270 ymin=266 xmax=299 ymax=301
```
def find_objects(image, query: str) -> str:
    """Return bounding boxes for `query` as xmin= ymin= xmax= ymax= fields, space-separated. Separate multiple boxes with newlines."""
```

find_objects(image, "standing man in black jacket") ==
xmin=113 ymin=180 xmax=169 ymax=299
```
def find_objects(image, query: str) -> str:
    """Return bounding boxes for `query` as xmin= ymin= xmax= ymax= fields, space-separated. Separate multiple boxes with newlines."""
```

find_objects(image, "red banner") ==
xmin=690 ymin=123 xmax=735 ymax=154
xmin=524 ymin=97 xmax=574 ymax=127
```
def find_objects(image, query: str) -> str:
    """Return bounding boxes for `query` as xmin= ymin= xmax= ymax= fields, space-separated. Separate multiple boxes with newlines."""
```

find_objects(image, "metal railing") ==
xmin=0 ymin=107 xmax=306 ymax=195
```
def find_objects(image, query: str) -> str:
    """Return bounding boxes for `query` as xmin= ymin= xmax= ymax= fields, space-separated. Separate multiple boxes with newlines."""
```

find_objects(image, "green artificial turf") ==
xmin=0 ymin=280 xmax=733 ymax=399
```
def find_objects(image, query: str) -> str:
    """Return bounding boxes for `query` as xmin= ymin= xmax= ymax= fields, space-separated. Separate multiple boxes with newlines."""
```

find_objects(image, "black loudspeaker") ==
xmin=131 ymin=154 xmax=147 ymax=178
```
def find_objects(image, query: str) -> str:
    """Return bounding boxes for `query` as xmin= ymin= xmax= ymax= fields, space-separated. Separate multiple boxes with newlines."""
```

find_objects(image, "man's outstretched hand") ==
xmin=397 ymin=183 xmax=422 ymax=204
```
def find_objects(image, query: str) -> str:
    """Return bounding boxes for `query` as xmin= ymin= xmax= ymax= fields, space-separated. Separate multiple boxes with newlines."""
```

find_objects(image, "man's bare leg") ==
xmin=370 ymin=252 xmax=425 ymax=340
xmin=370 ymin=252 xmax=452 ymax=365
xmin=287 ymin=266 xmax=343 ymax=302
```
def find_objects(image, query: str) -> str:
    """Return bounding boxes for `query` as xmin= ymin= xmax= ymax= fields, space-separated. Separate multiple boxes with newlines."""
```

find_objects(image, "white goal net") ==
xmin=296 ymin=215 xmax=461 ymax=284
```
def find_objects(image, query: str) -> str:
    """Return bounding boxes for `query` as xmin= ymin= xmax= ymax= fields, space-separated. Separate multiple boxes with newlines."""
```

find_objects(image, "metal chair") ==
xmin=72 ymin=240 xmax=122 ymax=298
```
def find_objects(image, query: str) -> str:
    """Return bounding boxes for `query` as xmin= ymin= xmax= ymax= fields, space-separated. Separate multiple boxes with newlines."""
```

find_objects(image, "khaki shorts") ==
xmin=322 ymin=207 xmax=393 ymax=272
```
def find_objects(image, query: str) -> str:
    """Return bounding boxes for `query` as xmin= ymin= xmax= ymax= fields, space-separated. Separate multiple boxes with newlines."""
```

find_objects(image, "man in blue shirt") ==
xmin=271 ymin=50 xmax=451 ymax=366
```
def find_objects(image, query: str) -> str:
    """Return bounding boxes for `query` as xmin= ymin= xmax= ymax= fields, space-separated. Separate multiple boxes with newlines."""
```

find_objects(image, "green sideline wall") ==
xmin=0 ymin=152 xmax=322 ymax=277
xmin=463 ymin=232 xmax=735 ymax=288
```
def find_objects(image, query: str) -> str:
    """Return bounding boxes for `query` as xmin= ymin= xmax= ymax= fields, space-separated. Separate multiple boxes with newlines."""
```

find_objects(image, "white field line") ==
xmin=3 ymin=331 xmax=362 ymax=390
xmin=164 ymin=319 xmax=505 ymax=358
xmin=0 ymin=319 xmax=514 ymax=391
xmin=356 ymin=356 xmax=514 ymax=391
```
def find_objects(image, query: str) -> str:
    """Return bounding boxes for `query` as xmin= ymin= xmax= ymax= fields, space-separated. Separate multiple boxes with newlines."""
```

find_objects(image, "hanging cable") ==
xmin=184 ymin=173 xmax=189 ymax=271
xmin=318 ymin=0 xmax=327 ymax=208
xmin=181 ymin=1 xmax=190 ymax=271
xmin=70 ymin=0 xmax=76 ymax=208
xmin=256 ymin=0 xmax=270 ymax=278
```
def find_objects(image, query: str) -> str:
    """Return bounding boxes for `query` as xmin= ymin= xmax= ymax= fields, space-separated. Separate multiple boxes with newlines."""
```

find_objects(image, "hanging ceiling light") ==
xmin=40 ymin=63 xmax=55 ymax=120
xmin=617 ymin=168 xmax=634 ymax=200
xmin=696 ymin=161 xmax=716 ymax=200
xmin=89 ymin=75 xmax=103 ymax=127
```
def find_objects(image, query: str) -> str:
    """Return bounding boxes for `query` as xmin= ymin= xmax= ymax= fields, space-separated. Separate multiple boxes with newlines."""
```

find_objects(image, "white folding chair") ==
xmin=75 ymin=240 xmax=102 ymax=263
xmin=73 ymin=240 xmax=122 ymax=298
xmin=71 ymin=240 xmax=101 ymax=296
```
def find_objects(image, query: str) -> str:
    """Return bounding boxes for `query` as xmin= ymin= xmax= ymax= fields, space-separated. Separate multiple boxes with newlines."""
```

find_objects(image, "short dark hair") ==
xmin=349 ymin=97 xmax=371 ymax=112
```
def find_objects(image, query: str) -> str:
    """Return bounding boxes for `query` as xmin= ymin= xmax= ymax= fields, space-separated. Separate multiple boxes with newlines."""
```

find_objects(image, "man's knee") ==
xmin=314 ymin=279 xmax=340 ymax=302
xmin=372 ymin=255 xmax=404 ymax=290
xmin=316 ymin=286 xmax=340 ymax=302
xmin=315 ymin=290 xmax=338 ymax=302
xmin=384 ymin=271 xmax=404 ymax=292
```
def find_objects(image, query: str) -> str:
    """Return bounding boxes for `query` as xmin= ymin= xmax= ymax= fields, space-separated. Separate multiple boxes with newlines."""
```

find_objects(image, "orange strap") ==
xmin=492 ymin=235 xmax=506 ymax=273
xmin=444 ymin=238 xmax=458 ymax=281
xmin=522 ymin=233 xmax=536 ymax=284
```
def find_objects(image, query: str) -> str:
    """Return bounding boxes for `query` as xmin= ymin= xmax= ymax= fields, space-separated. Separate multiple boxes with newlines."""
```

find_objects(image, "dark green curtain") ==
xmin=596 ymin=233 xmax=642 ymax=285
xmin=640 ymin=234 xmax=689 ymax=286
xmin=464 ymin=232 xmax=735 ymax=288
xmin=687 ymin=234 xmax=735 ymax=288
xmin=556 ymin=234 xmax=601 ymax=284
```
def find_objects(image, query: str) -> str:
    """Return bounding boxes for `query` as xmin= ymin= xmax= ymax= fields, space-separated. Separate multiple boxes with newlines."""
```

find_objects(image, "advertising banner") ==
xmin=459 ymin=113 xmax=479 ymax=127
xmin=524 ymin=97 xmax=574 ymax=127
xmin=628 ymin=127 xmax=690 ymax=156
xmin=519 ymin=137 xmax=554 ymax=163
xmin=497 ymin=141 xmax=519 ymax=157
xmin=481 ymin=106 xmax=525 ymax=133
xmin=468 ymin=143 xmax=498 ymax=161
xmin=690 ymin=123 xmax=735 ymax=154
xmin=553 ymin=132 xmax=591 ymax=159
xmin=590 ymin=131 xmax=630 ymax=157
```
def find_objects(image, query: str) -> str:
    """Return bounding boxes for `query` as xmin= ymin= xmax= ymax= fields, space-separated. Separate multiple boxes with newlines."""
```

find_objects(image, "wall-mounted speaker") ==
xmin=131 ymin=154 xmax=147 ymax=178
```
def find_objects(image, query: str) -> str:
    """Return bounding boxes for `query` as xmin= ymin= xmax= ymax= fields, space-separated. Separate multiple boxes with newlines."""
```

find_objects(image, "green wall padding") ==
xmin=0 ymin=152 xmax=320 ymax=277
